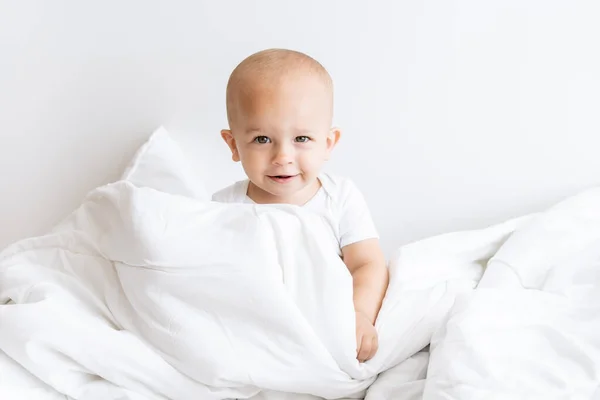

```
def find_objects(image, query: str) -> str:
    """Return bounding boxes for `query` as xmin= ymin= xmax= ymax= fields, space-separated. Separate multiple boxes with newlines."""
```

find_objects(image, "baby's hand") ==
xmin=355 ymin=311 xmax=379 ymax=362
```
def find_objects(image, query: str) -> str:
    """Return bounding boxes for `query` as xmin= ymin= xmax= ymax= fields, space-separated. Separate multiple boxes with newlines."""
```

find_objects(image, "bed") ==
xmin=1 ymin=127 xmax=598 ymax=400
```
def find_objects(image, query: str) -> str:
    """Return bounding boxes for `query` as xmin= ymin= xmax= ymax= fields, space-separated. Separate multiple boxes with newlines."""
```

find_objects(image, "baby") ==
xmin=212 ymin=48 xmax=389 ymax=362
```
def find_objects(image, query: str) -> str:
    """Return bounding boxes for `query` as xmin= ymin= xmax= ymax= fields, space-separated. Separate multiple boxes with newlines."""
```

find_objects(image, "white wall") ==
xmin=1 ymin=0 xmax=599 ymax=257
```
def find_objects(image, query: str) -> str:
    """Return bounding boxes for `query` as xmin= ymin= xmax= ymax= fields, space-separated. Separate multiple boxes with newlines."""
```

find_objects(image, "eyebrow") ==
xmin=294 ymin=129 xmax=313 ymax=135
xmin=243 ymin=128 xmax=314 ymax=135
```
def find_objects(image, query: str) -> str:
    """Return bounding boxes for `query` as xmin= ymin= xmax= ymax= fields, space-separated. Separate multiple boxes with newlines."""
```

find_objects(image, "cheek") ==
xmin=298 ymin=148 xmax=327 ymax=169
xmin=239 ymin=149 xmax=265 ymax=168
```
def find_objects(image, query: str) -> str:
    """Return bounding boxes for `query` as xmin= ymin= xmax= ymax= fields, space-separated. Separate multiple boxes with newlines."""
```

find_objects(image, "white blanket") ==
xmin=0 ymin=179 xmax=519 ymax=400
xmin=425 ymin=187 xmax=600 ymax=399
xmin=1 ymin=129 xmax=598 ymax=399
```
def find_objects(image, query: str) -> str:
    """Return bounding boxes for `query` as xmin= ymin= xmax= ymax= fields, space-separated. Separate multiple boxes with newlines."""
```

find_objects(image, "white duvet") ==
xmin=425 ymin=186 xmax=600 ymax=399
xmin=1 ymin=128 xmax=599 ymax=399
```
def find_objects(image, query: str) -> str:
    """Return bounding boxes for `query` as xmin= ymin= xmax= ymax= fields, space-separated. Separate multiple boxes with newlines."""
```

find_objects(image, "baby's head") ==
xmin=221 ymin=48 xmax=340 ymax=205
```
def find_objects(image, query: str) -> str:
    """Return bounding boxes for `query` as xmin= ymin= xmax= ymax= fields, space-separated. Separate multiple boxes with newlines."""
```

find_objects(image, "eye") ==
xmin=295 ymin=136 xmax=311 ymax=143
xmin=253 ymin=136 xmax=271 ymax=144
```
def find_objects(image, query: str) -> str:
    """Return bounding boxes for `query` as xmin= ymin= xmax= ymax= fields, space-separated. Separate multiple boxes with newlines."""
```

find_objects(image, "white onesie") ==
xmin=211 ymin=172 xmax=379 ymax=254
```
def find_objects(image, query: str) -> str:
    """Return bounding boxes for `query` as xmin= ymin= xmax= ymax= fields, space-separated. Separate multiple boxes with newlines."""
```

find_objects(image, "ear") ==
xmin=221 ymin=129 xmax=240 ymax=162
xmin=325 ymin=127 xmax=341 ymax=160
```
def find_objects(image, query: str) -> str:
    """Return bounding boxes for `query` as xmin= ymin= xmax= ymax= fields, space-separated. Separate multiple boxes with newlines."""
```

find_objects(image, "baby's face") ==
xmin=223 ymin=74 xmax=338 ymax=204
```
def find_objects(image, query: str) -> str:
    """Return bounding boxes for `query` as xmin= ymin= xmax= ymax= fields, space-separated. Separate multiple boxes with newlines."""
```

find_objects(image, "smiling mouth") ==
xmin=268 ymin=175 xmax=297 ymax=182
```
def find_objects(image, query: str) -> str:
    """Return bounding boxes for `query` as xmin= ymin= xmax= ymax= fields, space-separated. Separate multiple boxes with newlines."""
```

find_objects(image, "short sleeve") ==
xmin=337 ymin=180 xmax=379 ymax=248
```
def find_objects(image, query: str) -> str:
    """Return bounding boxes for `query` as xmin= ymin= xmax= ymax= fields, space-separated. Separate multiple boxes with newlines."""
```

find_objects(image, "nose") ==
xmin=272 ymin=143 xmax=294 ymax=166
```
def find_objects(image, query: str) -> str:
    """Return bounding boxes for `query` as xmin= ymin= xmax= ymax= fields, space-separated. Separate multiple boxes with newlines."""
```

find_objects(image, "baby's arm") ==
xmin=342 ymin=238 xmax=388 ymax=362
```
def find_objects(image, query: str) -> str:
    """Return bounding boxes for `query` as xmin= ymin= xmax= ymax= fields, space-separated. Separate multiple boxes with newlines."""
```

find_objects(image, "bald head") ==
xmin=225 ymin=48 xmax=333 ymax=128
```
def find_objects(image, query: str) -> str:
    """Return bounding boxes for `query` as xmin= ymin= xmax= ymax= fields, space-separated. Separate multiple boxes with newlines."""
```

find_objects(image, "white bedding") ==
xmin=0 ymin=127 xmax=598 ymax=399
xmin=425 ymin=187 xmax=600 ymax=399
